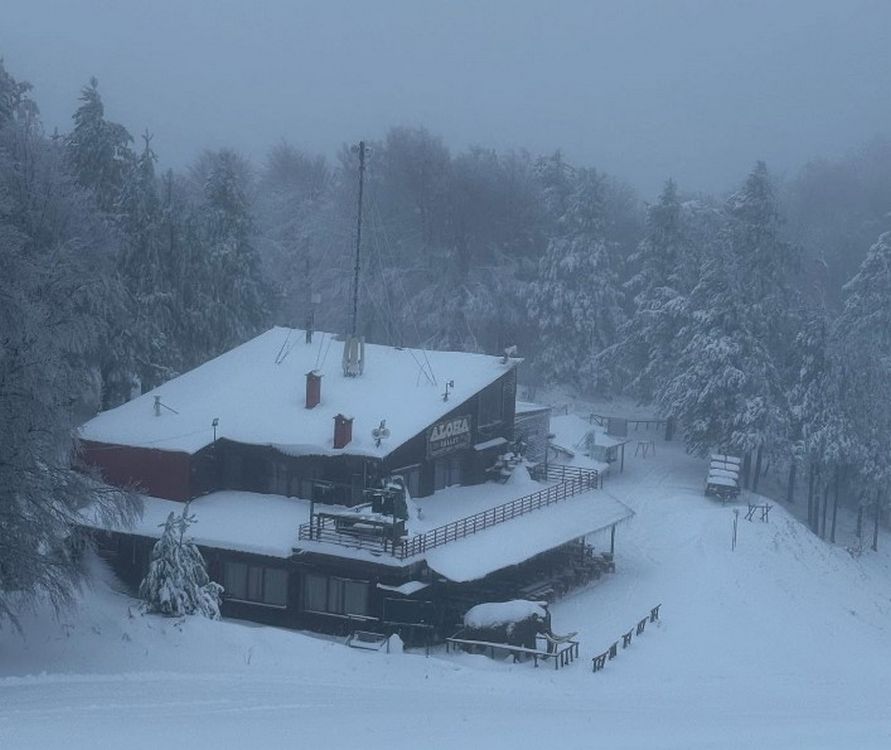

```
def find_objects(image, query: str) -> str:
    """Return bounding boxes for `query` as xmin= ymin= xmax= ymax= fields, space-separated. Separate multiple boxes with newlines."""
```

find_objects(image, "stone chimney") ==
xmin=305 ymin=370 xmax=322 ymax=409
xmin=333 ymin=413 xmax=353 ymax=449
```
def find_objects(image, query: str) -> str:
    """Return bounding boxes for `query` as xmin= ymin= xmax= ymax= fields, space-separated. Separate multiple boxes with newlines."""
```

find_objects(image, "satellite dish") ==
xmin=372 ymin=419 xmax=390 ymax=447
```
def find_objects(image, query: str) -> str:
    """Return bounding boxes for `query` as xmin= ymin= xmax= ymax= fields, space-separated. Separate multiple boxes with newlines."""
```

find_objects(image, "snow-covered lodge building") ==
xmin=78 ymin=327 xmax=632 ymax=639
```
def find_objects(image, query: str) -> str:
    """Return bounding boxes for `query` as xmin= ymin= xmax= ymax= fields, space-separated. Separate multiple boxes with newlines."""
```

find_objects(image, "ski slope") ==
xmin=3 ymin=434 xmax=891 ymax=749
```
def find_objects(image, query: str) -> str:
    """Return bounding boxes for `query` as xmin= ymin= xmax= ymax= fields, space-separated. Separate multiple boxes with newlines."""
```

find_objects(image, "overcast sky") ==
xmin=2 ymin=0 xmax=890 ymax=197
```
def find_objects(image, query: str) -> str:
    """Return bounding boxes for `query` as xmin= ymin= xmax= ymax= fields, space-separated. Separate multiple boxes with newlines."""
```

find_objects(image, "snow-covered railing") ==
xmin=297 ymin=464 xmax=600 ymax=559
xmin=398 ymin=465 xmax=599 ymax=559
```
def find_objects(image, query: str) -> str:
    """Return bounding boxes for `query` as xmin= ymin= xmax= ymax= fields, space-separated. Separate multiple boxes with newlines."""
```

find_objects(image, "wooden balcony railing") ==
xmin=297 ymin=464 xmax=600 ymax=560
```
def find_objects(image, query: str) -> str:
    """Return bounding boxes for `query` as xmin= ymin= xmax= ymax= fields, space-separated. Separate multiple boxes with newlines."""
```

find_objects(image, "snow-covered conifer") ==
xmin=529 ymin=168 xmax=625 ymax=392
xmin=606 ymin=179 xmax=692 ymax=401
xmin=139 ymin=505 xmax=223 ymax=619
xmin=65 ymin=78 xmax=134 ymax=215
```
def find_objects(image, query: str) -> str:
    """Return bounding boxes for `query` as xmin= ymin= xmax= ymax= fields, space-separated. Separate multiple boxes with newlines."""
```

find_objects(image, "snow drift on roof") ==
xmin=425 ymin=491 xmax=634 ymax=582
xmin=79 ymin=327 xmax=519 ymax=457
xmin=80 ymin=491 xmax=310 ymax=559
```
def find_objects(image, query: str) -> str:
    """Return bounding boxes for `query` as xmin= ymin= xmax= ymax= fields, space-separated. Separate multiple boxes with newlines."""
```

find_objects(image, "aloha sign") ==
xmin=427 ymin=415 xmax=472 ymax=458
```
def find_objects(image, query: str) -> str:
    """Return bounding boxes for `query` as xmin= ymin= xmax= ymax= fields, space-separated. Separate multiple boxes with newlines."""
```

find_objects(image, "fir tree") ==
xmin=65 ymin=78 xmax=134 ymax=214
xmin=657 ymin=244 xmax=784 ymax=457
xmin=529 ymin=168 xmax=625 ymax=392
xmin=833 ymin=232 xmax=891 ymax=546
xmin=117 ymin=131 xmax=177 ymax=391
xmin=0 ymin=86 xmax=138 ymax=629
xmin=191 ymin=149 xmax=270 ymax=364
xmin=139 ymin=505 xmax=223 ymax=619
xmin=608 ymin=179 xmax=691 ymax=401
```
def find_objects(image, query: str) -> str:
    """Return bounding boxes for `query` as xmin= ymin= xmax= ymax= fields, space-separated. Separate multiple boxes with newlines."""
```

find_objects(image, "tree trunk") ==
xmin=830 ymin=466 xmax=840 ymax=544
xmin=821 ymin=481 xmax=830 ymax=539
xmin=856 ymin=489 xmax=866 ymax=539
xmin=752 ymin=445 xmax=764 ymax=494
xmin=807 ymin=464 xmax=816 ymax=531
xmin=786 ymin=461 xmax=797 ymax=505
xmin=742 ymin=452 xmax=752 ymax=490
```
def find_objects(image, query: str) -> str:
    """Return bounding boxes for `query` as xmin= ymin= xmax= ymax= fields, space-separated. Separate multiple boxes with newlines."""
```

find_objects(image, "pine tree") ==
xmin=0 ymin=78 xmax=138 ymax=629
xmin=833 ymin=232 xmax=891 ymax=546
xmin=139 ymin=505 xmax=223 ymax=619
xmin=529 ymin=168 xmax=625 ymax=392
xmin=608 ymin=179 xmax=692 ymax=400
xmin=725 ymin=162 xmax=800 ymax=355
xmin=191 ymin=149 xmax=270 ymax=364
xmin=117 ymin=132 xmax=178 ymax=390
xmin=65 ymin=78 xmax=134 ymax=215
xmin=657 ymin=244 xmax=784 ymax=457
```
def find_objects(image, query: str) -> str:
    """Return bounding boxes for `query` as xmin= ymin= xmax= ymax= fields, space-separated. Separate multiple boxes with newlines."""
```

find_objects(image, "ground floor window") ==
xmin=223 ymin=561 xmax=288 ymax=607
xmin=433 ymin=454 xmax=463 ymax=491
xmin=303 ymin=572 xmax=370 ymax=617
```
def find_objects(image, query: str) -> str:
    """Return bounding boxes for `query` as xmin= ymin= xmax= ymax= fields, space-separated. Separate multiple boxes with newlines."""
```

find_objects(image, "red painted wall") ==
xmin=80 ymin=440 xmax=192 ymax=501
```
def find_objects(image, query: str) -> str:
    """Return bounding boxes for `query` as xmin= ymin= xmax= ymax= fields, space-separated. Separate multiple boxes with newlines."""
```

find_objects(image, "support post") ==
xmin=610 ymin=524 xmax=616 ymax=556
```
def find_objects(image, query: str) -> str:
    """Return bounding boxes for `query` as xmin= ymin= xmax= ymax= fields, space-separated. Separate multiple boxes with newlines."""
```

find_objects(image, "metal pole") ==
xmin=350 ymin=140 xmax=366 ymax=337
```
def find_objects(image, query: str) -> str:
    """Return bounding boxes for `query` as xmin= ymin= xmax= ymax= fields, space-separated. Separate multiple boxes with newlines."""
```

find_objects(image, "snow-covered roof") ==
xmin=464 ymin=600 xmax=547 ymax=629
xmin=80 ymin=491 xmax=311 ymax=559
xmin=515 ymin=400 xmax=551 ymax=416
xmin=425 ymin=491 xmax=634 ymax=582
xmin=79 ymin=327 xmax=519 ymax=457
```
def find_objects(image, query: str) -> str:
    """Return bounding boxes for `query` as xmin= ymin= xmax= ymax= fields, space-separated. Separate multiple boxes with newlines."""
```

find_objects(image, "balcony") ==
xmin=297 ymin=464 xmax=601 ymax=561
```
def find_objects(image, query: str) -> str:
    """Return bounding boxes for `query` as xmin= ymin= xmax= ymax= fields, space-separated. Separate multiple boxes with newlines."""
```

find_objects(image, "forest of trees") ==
xmin=2 ymin=59 xmax=891 ymax=625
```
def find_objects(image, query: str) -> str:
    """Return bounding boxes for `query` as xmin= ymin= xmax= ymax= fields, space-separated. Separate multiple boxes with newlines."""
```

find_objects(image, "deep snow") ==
xmin=3 ymin=420 xmax=891 ymax=749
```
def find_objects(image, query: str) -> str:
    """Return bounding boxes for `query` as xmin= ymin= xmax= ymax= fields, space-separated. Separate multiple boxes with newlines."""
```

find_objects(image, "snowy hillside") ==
xmin=3 ymin=437 xmax=891 ymax=749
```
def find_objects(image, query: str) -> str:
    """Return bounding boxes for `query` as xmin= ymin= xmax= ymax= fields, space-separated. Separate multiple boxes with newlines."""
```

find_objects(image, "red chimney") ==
xmin=306 ymin=370 xmax=322 ymax=409
xmin=333 ymin=414 xmax=353 ymax=449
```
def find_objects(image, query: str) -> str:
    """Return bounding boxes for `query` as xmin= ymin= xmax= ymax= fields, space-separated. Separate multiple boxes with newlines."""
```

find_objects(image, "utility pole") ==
xmin=350 ymin=140 xmax=366 ymax=338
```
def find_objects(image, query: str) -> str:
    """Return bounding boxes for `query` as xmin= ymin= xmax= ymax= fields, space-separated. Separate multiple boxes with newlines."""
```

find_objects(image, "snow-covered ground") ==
xmin=3 ymin=426 xmax=891 ymax=749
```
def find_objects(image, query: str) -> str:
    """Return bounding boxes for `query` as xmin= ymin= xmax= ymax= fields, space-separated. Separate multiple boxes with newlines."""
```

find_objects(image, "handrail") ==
xmin=297 ymin=463 xmax=600 ymax=559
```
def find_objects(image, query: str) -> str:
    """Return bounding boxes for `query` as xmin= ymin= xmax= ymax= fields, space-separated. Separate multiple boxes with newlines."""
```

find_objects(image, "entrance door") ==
xmin=433 ymin=454 xmax=463 ymax=491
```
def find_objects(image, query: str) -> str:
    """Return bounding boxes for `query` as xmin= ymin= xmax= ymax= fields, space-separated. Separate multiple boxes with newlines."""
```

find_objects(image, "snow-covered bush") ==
xmin=138 ymin=504 xmax=223 ymax=619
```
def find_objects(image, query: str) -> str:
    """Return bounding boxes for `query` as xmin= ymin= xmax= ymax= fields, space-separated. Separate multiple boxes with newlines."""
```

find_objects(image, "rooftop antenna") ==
xmin=350 ymin=140 xmax=366 ymax=338
xmin=343 ymin=140 xmax=368 ymax=376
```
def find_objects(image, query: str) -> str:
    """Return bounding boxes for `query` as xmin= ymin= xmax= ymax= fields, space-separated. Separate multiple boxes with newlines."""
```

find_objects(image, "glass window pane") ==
xmin=247 ymin=566 xmax=264 ymax=601
xmin=304 ymin=573 xmax=327 ymax=612
xmin=224 ymin=561 xmax=247 ymax=600
xmin=264 ymin=568 xmax=288 ymax=606
xmin=328 ymin=577 xmax=345 ymax=614
xmin=343 ymin=580 xmax=369 ymax=616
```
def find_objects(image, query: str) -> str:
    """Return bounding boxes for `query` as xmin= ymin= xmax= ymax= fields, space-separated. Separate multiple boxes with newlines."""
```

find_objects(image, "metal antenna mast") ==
xmin=350 ymin=140 xmax=366 ymax=337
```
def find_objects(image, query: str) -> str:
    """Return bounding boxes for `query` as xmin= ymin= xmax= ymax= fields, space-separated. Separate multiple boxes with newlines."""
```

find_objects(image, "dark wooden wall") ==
xmin=80 ymin=440 xmax=193 ymax=501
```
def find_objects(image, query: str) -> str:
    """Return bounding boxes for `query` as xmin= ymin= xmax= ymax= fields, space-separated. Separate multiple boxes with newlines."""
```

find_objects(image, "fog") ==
xmin=3 ymin=0 xmax=890 ymax=196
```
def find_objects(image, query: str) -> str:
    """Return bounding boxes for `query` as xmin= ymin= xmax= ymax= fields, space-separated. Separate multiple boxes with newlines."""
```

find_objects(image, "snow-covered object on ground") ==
xmin=464 ymin=600 xmax=547 ymax=630
xmin=79 ymin=326 xmax=519 ymax=457
xmin=387 ymin=634 xmax=404 ymax=653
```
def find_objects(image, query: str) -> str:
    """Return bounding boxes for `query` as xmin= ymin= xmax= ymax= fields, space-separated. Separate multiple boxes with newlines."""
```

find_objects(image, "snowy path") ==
xmin=3 ymin=441 xmax=891 ymax=748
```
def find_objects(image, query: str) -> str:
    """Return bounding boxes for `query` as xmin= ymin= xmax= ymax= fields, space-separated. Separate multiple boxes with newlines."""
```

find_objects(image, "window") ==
xmin=478 ymin=380 xmax=504 ymax=427
xmin=223 ymin=561 xmax=288 ymax=607
xmin=303 ymin=573 xmax=370 ymax=617
xmin=304 ymin=572 xmax=328 ymax=612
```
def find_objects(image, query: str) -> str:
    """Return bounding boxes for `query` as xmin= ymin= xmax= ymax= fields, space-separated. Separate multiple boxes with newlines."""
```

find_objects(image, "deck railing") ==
xmin=297 ymin=463 xmax=600 ymax=560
